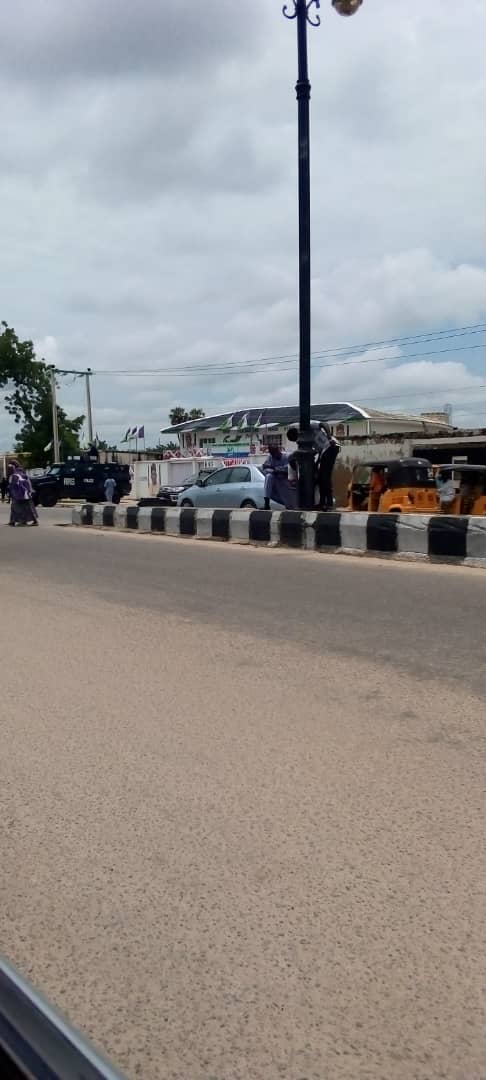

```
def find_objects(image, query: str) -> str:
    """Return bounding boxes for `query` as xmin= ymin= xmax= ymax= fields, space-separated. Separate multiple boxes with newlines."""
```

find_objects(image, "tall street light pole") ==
xmin=283 ymin=0 xmax=364 ymax=510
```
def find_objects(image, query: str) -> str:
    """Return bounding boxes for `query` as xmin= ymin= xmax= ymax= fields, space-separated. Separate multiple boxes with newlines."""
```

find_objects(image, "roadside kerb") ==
xmin=72 ymin=505 xmax=486 ymax=567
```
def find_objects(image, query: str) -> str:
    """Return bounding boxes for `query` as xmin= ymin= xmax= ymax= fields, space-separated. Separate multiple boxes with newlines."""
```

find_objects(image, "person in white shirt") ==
xmin=104 ymin=475 xmax=117 ymax=503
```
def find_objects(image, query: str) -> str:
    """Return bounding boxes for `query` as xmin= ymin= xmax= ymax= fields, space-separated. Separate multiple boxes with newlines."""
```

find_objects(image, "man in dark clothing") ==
xmin=287 ymin=422 xmax=340 ymax=510
xmin=0 ymin=475 xmax=8 ymax=502
xmin=317 ymin=435 xmax=340 ymax=509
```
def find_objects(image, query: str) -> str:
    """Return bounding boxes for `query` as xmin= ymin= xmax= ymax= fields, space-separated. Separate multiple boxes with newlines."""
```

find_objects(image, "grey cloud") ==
xmin=4 ymin=0 xmax=262 ymax=82
xmin=87 ymin=106 xmax=282 ymax=204
xmin=67 ymin=291 xmax=156 ymax=320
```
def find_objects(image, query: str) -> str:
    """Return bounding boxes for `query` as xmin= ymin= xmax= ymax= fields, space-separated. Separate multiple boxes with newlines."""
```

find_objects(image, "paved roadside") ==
xmin=0 ymin=503 xmax=72 ymax=526
xmin=1 ymin=524 xmax=485 ymax=1080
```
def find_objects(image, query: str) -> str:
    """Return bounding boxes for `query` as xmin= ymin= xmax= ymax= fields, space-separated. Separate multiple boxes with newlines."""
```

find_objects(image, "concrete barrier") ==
xmin=72 ymin=505 xmax=486 ymax=567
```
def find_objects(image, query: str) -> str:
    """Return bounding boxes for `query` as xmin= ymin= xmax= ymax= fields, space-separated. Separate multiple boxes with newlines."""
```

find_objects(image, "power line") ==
xmin=356 ymin=383 xmax=486 ymax=406
xmin=55 ymin=320 xmax=486 ymax=380
xmin=90 ymin=338 xmax=486 ymax=378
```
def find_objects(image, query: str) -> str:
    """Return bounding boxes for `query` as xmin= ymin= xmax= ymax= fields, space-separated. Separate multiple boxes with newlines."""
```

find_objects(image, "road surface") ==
xmin=1 ymin=514 xmax=485 ymax=1080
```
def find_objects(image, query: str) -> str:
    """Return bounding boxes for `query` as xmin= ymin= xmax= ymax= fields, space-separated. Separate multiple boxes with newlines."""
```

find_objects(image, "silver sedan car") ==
xmin=177 ymin=464 xmax=284 ymax=509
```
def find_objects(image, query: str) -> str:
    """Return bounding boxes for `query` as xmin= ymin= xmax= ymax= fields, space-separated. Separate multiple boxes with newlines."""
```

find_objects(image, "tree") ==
xmin=1 ymin=321 xmax=84 ymax=466
xmin=13 ymin=383 xmax=84 ymax=467
xmin=1 ymin=322 xmax=37 ymax=386
xmin=169 ymin=405 xmax=205 ymax=426
xmin=153 ymin=440 xmax=179 ymax=452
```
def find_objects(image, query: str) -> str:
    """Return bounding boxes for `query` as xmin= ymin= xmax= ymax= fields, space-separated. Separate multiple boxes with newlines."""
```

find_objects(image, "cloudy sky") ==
xmin=2 ymin=0 xmax=486 ymax=449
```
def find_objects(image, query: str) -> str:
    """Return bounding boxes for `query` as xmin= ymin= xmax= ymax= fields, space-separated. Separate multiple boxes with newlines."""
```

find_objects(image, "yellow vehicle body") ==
xmin=347 ymin=458 xmax=439 ymax=514
xmin=436 ymin=464 xmax=486 ymax=515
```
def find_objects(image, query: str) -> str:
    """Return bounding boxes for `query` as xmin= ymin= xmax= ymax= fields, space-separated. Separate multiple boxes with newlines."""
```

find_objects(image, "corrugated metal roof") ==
xmin=160 ymin=402 xmax=455 ymax=435
xmin=161 ymin=403 xmax=367 ymax=434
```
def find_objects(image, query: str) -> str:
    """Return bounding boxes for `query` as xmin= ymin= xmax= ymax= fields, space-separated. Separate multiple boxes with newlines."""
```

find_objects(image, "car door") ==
xmin=221 ymin=466 xmax=253 ymax=507
xmin=196 ymin=467 xmax=233 ymax=507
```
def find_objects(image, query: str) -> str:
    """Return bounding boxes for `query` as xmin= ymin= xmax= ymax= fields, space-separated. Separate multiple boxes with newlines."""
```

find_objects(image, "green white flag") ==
xmin=218 ymin=414 xmax=233 ymax=432
xmin=121 ymin=427 xmax=130 ymax=443
xmin=252 ymin=413 xmax=262 ymax=430
xmin=237 ymin=413 xmax=248 ymax=430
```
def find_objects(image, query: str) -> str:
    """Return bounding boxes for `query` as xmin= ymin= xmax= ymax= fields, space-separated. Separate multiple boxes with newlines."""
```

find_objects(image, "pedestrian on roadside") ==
xmin=287 ymin=421 xmax=341 ymax=510
xmin=0 ymin=475 xmax=8 ymax=503
xmin=7 ymin=461 xmax=39 ymax=526
xmin=104 ymin=474 xmax=117 ymax=503
xmin=318 ymin=431 xmax=340 ymax=510
xmin=262 ymin=444 xmax=296 ymax=510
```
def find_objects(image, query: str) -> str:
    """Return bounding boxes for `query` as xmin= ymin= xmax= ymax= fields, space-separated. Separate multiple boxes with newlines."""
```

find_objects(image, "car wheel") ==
xmin=180 ymin=499 xmax=194 ymax=507
xmin=240 ymin=500 xmax=257 ymax=509
xmin=40 ymin=494 xmax=57 ymax=507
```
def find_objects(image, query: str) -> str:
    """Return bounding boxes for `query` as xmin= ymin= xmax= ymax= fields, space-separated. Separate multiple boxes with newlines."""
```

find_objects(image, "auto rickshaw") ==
xmin=347 ymin=457 xmax=439 ymax=514
xmin=435 ymin=464 xmax=486 ymax=515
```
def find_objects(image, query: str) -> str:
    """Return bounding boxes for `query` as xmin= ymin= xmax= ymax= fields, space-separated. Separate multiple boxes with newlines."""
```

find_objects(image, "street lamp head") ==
xmin=332 ymin=0 xmax=363 ymax=15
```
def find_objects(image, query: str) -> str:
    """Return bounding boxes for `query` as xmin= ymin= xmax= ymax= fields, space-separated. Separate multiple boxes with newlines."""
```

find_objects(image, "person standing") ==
xmin=0 ymin=474 xmax=8 ymax=503
xmin=104 ymin=474 xmax=117 ymax=503
xmin=262 ymin=445 xmax=296 ymax=510
xmin=287 ymin=421 xmax=340 ymax=510
xmin=317 ymin=431 xmax=341 ymax=510
xmin=7 ymin=462 xmax=38 ymax=526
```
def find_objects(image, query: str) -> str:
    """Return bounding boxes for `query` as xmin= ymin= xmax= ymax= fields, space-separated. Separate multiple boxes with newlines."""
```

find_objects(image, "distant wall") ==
xmin=333 ymin=436 xmax=415 ymax=506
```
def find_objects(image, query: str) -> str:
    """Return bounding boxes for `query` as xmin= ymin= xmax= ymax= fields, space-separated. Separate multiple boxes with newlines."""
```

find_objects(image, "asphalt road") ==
xmin=1 ymin=513 xmax=485 ymax=1080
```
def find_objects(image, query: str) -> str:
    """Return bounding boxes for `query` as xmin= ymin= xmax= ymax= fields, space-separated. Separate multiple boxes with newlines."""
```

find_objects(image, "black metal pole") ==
xmin=289 ymin=0 xmax=317 ymax=510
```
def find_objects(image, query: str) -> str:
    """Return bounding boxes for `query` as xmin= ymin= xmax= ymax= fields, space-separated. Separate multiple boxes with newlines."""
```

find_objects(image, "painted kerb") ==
xmin=72 ymin=506 xmax=486 ymax=567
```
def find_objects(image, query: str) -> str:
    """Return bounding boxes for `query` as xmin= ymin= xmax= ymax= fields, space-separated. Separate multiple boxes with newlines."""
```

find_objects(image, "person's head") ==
xmin=287 ymin=426 xmax=299 ymax=443
xmin=269 ymin=444 xmax=282 ymax=459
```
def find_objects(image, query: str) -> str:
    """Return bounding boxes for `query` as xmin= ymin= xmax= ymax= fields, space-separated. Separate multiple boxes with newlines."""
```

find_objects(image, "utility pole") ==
xmin=85 ymin=369 xmax=94 ymax=444
xmin=50 ymin=367 xmax=61 ymax=463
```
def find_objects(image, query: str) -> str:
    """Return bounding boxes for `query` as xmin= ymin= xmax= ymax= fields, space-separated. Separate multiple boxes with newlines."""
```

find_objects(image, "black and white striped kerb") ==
xmin=72 ymin=505 xmax=486 ymax=565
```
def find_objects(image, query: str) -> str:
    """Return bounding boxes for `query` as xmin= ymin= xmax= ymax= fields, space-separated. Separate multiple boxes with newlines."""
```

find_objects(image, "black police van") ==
xmin=32 ymin=454 xmax=132 ymax=507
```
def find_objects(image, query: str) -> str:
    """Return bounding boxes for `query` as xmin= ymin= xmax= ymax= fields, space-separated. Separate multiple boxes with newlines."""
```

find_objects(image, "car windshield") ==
xmin=47 ymin=466 xmax=61 ymax=476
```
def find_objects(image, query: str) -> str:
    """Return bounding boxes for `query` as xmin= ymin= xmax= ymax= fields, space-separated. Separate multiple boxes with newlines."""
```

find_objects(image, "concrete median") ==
xmin=72 ymin=505 xmax=486 ymax=567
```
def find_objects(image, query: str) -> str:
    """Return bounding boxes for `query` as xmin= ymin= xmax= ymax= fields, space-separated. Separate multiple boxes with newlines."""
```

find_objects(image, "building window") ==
xmin=200 ymin=437 xmax=216 ymax=446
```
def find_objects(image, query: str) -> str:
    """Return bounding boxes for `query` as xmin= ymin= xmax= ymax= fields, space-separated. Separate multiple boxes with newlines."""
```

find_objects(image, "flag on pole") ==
xmin=218 ymin=414 xmax=233 ymax=432
xmin=129 ymin=426 xmax=138 ymax=440
xmin=137 ymin=425 xmax=145 ymax=439
xmin=121 ymin=428 xmax=130 ymax=443
xmin=237 ymin=413 xmax=248 ymax=431
xmin=252 ymin=413 xmax=263 ymax=430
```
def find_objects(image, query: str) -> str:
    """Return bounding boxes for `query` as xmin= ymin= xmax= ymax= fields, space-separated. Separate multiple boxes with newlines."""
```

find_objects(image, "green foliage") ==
xmin=153 ymin=440 xmax=179 ymax=452
xmin=169 ymin=406 xmax=205 ymax=426
xmin=1 ymin=321 xmax=84 ymax=466
xmin=14 ymin=385 xmax=84 ymax=467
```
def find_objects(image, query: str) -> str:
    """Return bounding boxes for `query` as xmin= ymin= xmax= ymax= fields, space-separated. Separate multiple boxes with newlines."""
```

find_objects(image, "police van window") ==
xmin=48 ymin=466 xmax=61 ymax=476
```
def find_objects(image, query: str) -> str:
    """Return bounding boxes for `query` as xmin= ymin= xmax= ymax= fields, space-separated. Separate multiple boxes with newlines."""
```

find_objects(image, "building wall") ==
xmin=332 ymin=436 xmax=417 ymax=505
